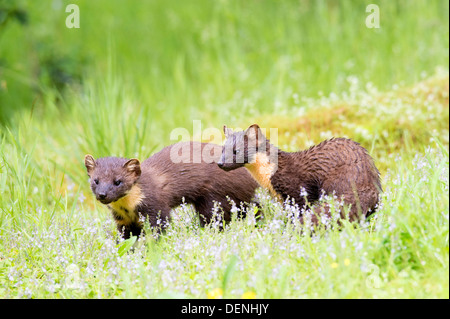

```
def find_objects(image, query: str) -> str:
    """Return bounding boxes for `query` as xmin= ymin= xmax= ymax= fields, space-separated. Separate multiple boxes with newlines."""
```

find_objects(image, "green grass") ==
xmin=0 ymin=0 xmax=448 ymax=298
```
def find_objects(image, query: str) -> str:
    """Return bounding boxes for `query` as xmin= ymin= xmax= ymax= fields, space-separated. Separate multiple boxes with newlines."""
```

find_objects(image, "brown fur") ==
xmin=85 ymin=142 xmax=258 ymax=238
xmin=272 ymin=138 xmax=382 ymax=222
xmin=219 ymin=124 xmax=382 ymax=225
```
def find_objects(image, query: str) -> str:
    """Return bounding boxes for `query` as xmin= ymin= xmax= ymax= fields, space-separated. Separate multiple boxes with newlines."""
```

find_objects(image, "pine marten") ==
xmin=218 ymin=124 xmax=382 ymax=225
xmin=85 ymin=141 xmax=258 ymax=238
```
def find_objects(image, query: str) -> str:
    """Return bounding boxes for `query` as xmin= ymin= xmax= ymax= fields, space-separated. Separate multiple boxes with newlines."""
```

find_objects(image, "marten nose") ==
xmin=98 ymin=193 xmax=106 ymax=200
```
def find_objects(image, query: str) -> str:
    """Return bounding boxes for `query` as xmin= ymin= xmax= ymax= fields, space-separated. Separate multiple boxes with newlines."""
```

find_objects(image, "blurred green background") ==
xmin=0 ymin=0 xmax=448 ymax=126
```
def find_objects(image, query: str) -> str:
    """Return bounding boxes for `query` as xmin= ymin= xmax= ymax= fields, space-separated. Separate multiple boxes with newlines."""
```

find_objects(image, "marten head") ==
xmin=218 ymin=124 xmax=274 ymax=171
xmin=84 ymin=155 xmax=141 ymax=205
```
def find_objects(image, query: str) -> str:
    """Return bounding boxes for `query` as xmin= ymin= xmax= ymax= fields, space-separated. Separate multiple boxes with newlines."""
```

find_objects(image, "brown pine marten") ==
xmin=85 ymin=141 xmax=258 ymax=238
xmin=218 ymin=124 xmax=381 ymax=225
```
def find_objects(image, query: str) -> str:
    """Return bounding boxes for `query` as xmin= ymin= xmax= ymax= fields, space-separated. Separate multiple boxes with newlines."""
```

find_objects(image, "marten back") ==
xmin=139 ymin=142 xmax=258 ymax=223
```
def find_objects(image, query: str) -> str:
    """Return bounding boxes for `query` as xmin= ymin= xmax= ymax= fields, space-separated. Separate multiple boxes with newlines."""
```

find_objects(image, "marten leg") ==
xmin=299 ymin=202 xmax=332 ymax=228
xmin=323 ymin=178 xmax=379 ymax=222
xmin=145 ymin=206 xmax=171 ymax=233
xmin=348 ymin=187 xmax=380 ymax=221
xmin=194 ymin=197 xmax=214 ymax=227
xmin=299 ymin=192 xmax=376 ymax=230
xmin=119 ymin=222 xmax=142 ymax=239
xmin=194 ymin=196 xmax=228 ymax=228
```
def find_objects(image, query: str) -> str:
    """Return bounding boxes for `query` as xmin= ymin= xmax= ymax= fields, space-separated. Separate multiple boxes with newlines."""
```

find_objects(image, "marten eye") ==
xmin=114 ymin=180 xmax=122 ymax=186
xmin=94 ymin=179 xmax=99 ymax=185
xmin=233 ymin=149 xmax=240 ymax=155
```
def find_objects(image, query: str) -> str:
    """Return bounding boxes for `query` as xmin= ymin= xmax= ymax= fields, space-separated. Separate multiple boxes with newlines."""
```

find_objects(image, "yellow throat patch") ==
xmin=245 ymin=153 xmax=282 ymax=202
xmin=108 ymin=184 xmax=145 ymax=226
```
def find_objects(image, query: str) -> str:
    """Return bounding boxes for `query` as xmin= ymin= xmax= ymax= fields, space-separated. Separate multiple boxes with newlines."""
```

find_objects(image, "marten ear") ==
xmin=245 ymin=124 xmax=263 ymax=143
xmin=123 ymin=158 xmax=141 ymax=178
xmin=223 ymin=125 xmax=233 ymax=138
xmin=84 ymin=154 xmax=96 ymax=177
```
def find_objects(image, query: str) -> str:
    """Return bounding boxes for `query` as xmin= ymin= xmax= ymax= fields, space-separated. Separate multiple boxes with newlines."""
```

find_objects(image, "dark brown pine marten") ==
xmin=218 ymin=124 xmax=382 ymax=225
xmin=85 ymin=141 xmax=258 ymax=238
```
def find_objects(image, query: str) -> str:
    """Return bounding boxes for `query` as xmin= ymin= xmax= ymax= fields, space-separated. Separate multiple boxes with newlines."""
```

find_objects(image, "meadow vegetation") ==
xmin=0 ymin=0 xmax=448 ymax=298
